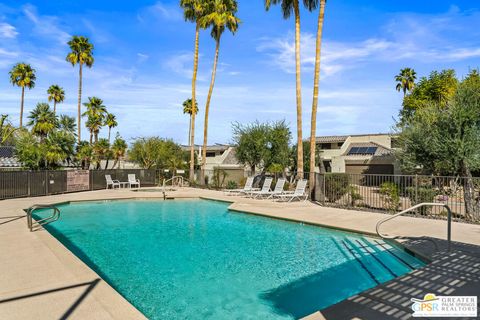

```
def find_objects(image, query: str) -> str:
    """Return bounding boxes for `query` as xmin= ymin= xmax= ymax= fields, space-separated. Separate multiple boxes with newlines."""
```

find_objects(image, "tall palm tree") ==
xmin=47 ymin=84 xmax=65 ymax=113
xmin=105 ymin=113 xmax=118 ymax=143
xmin=9 ymin=63 xmax=36 ymax=127
xmin=199 ymin=0 xmax=240 ymax=184
xmin=111 ymin=133 xmax=127 ymax=169
xmin=308 ymin=0 xmax=326 ymax=192
xmin=395 ymin=68 xmax=417 ymax=97
xmin=265 ymin=0 xmax=304 ymax=179
xmin=182 ymin=98 xmax=199 ymax=145
xmin=82 ymin=97 xmax=106 ymax=144
xmin=180 ymin=0 xmax=211 ymax=180
xmin=27 ymin=103 xmax=57 ymax=140
xmin=66 ymin=36 xmax=94 ymax=142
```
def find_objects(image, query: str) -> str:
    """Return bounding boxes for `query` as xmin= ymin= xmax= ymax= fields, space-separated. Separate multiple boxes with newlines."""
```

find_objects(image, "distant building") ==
xmin=0 ymin=146 xmax=22 ymax=170
xmin=315 ymin=133 xmax=399 ymax=174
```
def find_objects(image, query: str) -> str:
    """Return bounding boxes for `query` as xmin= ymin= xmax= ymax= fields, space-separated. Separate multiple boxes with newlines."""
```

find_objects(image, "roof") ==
xmin=342 ymin=142 xmax=393 ymax=157
xmin=316 ymin=133 xmax=395 ymax=144
xmin=0 ymin=146 xmax=22 ymax=168
xmin=181 ymin=144 xmax=232 ymax=152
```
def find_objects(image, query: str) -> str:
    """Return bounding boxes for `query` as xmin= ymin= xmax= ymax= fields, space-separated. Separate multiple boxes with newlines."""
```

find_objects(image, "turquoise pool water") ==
xmin=35 ymin=199 xmax=424 ymax=319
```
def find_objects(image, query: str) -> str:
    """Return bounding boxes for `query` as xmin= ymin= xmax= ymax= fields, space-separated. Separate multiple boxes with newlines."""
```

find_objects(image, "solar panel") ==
xmin=348 ymin=147 xmax=359 ymax=155
xmin=366 ymin=147 xmax=377 ymax=154
xmin=357 ymin=147 xmax=368 ymax=154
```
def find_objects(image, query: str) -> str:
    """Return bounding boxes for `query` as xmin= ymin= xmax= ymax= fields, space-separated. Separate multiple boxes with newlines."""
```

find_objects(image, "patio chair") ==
xmin=245 ymin=177 xmax=273 ymax=198
xmin=250 ymin=178 xmax=286 ymax=199
xmin=105 ymin=175 xmax=120 ymax=189
xmin=128 ymin=174 xmax=141 ymax=188
xmin=223 ymin=176 xmax=258 ymax=195
xmin=273 ymin=179 xmax=308 ymax=202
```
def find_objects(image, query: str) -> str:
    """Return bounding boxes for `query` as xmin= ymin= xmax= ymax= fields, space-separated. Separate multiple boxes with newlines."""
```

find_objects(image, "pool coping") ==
xmin=2 ymin=188 xmax=479 ymax=319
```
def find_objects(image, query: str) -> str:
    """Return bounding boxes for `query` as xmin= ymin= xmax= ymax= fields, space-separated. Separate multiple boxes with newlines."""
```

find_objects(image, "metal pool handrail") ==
xmin=376 ymin=202 xmax=452 ymax=252
xmin=27 ymin=204 xmax=60 ymax=232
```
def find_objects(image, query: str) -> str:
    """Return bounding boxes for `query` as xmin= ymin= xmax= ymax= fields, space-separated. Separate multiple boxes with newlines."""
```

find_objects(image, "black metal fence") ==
xmin=313 ymin=173 xmax=480 ymax=224
xmin=0 ymin=169 xmax=157 ymax=200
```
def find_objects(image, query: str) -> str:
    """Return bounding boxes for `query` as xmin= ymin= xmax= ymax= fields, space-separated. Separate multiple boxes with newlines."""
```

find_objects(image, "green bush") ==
xmin=348 ymin=185 xmax=363 ymax=206
xmin=379 ymin=182 xmax=400 ymax=212
xmin=212 ymin=167 xmax=228 ymax=189
xmin=225 ymin=180 xmax=238 ymax=190
xmin=324 ymin=173 xmax=350 ymax=202
xmin=406 ymin=186 xmax=437 ymax=214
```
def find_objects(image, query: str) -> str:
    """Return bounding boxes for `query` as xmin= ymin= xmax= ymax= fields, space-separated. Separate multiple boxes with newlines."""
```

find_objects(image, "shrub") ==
xmin=225 ymin=180 xmax=238 ymax=190
xmin=406 ymin=186 xmax=437 ymax=214
xmin=348 ymin=185 xmax=363 ymax=206
xmin=379 ymin=182 xmax=400 ymax=213
xmin=212 ymin=167 xmax=228 ymax=189
xmin=324 ymin=173 xmax=349 ymax=202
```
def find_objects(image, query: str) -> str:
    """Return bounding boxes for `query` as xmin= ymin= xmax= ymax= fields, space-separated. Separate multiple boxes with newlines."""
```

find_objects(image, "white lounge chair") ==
xmin=250 ymin=178 xmax=286 ymax=199
xmin=246 ymin=177 xmax=273 ymax=198
xmin=223 ymin=176 xmax=258 ymax=195
xmin=273 ymin=179 xmax=308 ymax=202
xmin=105 ymin=175 xmax=120 ymax=189
xmin=128 ymin=174 xmax=141 ymax=188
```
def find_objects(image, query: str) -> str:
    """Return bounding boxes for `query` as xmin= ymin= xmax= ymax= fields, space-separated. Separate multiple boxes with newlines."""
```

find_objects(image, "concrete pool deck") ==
xmin=1 ymin=187 xmax=479 ymax=319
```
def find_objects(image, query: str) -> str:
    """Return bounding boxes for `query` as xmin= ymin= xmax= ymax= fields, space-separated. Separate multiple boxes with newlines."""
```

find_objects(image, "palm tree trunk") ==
xmin=201 ymin=38 xmax=221 ymax=185
xmin=188 ymin=117 xmax=192 ymax=145
xmin=77 ymin=63 xmax=83 ymax=142
xmin=108 ymin=127 xmax=111 ymax=143
xmin=89 ymin=133 xmax=93 ymax=144
xmin=293 ymin=0 xmax=303 ymax=180
xmin=189 ymin=23 xmax=200 ymax=181
xmin=53 ymin=101 xmax=57 ymax=114
xmin=309 ymin=0 xmax=326 ymax=193
xmin=20 ymin=86 xmax=25 ymax=127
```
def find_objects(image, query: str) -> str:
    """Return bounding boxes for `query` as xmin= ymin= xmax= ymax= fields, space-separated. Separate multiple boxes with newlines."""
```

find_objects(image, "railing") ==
xmin=376 ymin=202 xmax=452 ymax=251
xmin=162 ymin=176 xmax=188 ymax=188
xmin=26 ymin=204 xmax=61 ymax=232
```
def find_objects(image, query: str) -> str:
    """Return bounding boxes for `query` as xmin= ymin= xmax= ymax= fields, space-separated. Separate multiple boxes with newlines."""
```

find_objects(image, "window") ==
xmin=320 ymin=143 xmax=332 ymax=149
xmin=206 ymin=152 xmax=216 ymax=157
xmin=347 ymin=146 xmax=377 ymax=155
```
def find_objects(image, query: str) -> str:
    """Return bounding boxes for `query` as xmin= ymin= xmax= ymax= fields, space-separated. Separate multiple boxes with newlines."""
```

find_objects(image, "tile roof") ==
xmin=0 ymin=146 xmax=22 ymax=168
xmin=315 ymin=133 xmax=395 ymax=143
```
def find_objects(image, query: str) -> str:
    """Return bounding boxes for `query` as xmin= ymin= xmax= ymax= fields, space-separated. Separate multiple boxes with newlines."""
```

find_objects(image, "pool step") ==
xmin=341 ymin=237 xmax=421 ymax=285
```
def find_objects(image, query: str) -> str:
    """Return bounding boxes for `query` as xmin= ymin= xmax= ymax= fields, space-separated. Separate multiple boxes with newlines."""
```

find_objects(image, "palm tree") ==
xmin=66 ymin=36 xmax=94 ymax=142
xmin=92 ymin=138 xmax=111 ymax=169
xmin=47 ymin=85 xmax=65 ymax=114
xmin=182 ymin=98 xmax=199 ymax=146
xmin=27 ymin=103 xmax=57 ymax=140
xmin=0 ymin=115 xmax=16 ymax=145
xmin=104 ymin=113 xmax=118 ymax=143
xmin=82 ymin=97 xmax=106 ymax=144
xmin=58 ymin=115 xmax=77 ymax=136
xmin=76 ymin=141 xmax=93 ymax=169
xmin=199 ymin=0 xmax=240 ymax=184
xmin=308 ymin=0 xmax=326 ymax=192
xmin=111 ymin=133 xmax=127 ymax=169
xmin=9 ymin=63 xmax=36 ymax=127
xmin=180 ymin=0 xmax=211 ymax=180
xmin=395 ymin=68 xmax=417 ymax=97
xmin=265 ymin=0 xmax=304 ymax=179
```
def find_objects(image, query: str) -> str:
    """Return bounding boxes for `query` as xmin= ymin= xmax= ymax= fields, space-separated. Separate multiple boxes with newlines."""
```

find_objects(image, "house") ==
xmin=315 ymin=133 xmax=399 ymax=174
xmin=0 ymin=146 xmax=22 ymax=170
xmin=183 ymin=144 xmax=245 ymax=183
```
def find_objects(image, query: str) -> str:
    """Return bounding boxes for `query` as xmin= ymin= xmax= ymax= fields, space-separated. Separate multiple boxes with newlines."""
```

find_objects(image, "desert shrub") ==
xmin=380 ymin=182 xmax=400 ymax=213
xmin=212 ymin=167 xmax=228 ymax=189
xmin=348 ymin=185 xmax=363 ymax=206
xmin=226 ymin=180 xmax=238 ymax=190
xmin=324 ymin=173 xmax=349 ymax=202
xmin=406 ymin=186 xmax=437 ymax=214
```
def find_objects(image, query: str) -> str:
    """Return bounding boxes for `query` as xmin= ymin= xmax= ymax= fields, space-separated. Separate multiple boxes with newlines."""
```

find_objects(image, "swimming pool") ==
xmin=35 ymin=199 xmax=425 ymax=319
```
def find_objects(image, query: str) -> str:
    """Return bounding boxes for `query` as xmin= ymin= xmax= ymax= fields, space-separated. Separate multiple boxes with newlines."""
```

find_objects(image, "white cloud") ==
xmin=0 ymin=22 xmax=18 ymax=38
xmin=137 ymin=1 xmax=183 ymax=23
xmin=23 ymin=4 xmax=71 ymax=44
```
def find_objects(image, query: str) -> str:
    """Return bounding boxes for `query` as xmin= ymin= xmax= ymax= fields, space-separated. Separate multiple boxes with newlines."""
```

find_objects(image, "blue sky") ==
xmin=0 ymin=1 xmax=479 ymax=145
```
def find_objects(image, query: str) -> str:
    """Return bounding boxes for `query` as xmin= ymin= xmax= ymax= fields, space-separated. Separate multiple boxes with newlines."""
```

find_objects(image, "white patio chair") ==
xmin=245 ymin=177 xmax=273 ymax=198
xmin=128 ymin=174 xmax=141 ymax=188
xmin=105 ymin=175 xmax=120 ymax=189
xmin=273 ymin=179 xmax=308 ymax=202
xmin=250 ymin=178 xmax=286 ymax=199
xmin=223 ymin=176 xmax=258 ymax=195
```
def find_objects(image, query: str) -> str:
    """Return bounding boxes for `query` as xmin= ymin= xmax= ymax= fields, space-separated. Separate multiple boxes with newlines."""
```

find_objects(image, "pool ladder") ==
xmin=26 ymin=204 xmax=61 ymax=232
xmin=376 ymin=202 xmax=452 ymax=252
